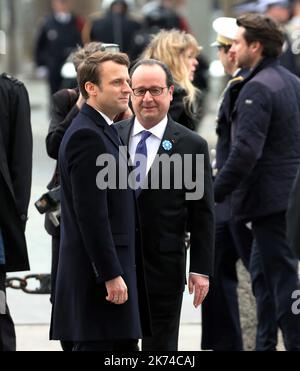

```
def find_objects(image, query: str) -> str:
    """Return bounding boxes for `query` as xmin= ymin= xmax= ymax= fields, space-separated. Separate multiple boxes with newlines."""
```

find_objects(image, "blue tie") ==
xmin=134 ymin=130 xmax=152 ymax=192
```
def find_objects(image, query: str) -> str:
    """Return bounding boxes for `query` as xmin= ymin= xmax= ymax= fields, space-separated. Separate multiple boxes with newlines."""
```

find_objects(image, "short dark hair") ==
xmin=72 ymin=42 xmax=103 ymax=71
xmin=130 ymin=59 xmax=174 ymax=88
xmin=77 ymin=51 xmax=130 ymax=99
xmin=237 ymin=13 xmax=284 ymax=58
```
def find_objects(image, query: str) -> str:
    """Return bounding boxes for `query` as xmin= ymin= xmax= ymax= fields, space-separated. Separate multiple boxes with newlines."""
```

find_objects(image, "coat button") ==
xmin=20 ymin=214 xmax=27 ymax=221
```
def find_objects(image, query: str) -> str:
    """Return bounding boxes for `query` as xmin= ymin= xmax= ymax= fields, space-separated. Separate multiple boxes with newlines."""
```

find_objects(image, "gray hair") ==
xmin=130 ymin=59 xmax=174 ymax=87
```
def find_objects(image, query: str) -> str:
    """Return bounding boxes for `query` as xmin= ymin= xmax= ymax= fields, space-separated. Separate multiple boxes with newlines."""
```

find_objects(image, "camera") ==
xmin=100 ymin=43 xmax=120 ymax=52
xmin=35 ymin=186 xmax=61 ymax=227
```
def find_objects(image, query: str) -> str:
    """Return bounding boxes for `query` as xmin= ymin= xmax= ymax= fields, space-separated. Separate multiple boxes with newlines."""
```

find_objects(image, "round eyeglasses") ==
xmin=132 ymin=87 xmax=168 ymax=97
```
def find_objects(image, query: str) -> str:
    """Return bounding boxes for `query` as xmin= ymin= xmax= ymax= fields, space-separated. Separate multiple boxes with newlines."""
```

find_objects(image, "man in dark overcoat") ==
xmin=50 ymin=51 xmax=150 ymax=351
xmin=0 ymin=38 xmax=32 ymax=351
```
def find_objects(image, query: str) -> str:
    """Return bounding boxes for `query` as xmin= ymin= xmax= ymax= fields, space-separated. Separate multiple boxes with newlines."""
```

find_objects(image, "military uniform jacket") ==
xmin=0 ymin=73 xmax=32 ymax=272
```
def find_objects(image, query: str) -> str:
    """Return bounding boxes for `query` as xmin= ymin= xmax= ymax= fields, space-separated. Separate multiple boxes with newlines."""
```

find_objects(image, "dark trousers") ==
xmin=250 ymin=242 xmax=278 ymax=350
xmin=0 ymin=268 xmax=16 ymax=351
xmin=142 ymin=293 xmax=183 ymax=351
xmin=201 ymin=220 xmax=252 ymax=351
xmin=73 ymin=339 xmax=139 ymax=352
xmin=50 ymin=235 xmax=60 ymax=305
xmin=250 ymin=212 xmax=300 ymax=351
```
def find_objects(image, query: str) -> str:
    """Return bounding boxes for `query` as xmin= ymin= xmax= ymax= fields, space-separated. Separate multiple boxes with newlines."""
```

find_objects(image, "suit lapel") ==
xmin=117 ymin=117 xmax=135 ymax=165
xmin=155 ymin=118 xmax=180 ymax=157
xmin=117 ymin=117 xmax=134 ymax=148
xmin=81 ymin=104 xmax=120 ymax=151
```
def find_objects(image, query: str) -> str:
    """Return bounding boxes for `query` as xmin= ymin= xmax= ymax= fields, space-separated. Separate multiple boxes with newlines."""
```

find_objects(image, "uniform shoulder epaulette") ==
xmin=0 ymin=72 xmax=24 ymax=86
xmin=228 ymin=76 xmax=244 ymax=86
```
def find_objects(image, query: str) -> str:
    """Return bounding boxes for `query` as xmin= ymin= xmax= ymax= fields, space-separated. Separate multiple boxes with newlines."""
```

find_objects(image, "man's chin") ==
xmin=118 ymin=102 xmax=129 ymax=111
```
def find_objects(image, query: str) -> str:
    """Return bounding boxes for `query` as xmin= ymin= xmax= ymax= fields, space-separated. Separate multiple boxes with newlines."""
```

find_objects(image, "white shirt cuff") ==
xmin=189 ymin=272 xmax=209 ymax=278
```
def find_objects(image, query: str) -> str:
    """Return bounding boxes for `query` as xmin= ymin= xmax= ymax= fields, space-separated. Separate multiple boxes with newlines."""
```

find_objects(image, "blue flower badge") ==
xmin=162 ymin=140 xmax=173 ymax=151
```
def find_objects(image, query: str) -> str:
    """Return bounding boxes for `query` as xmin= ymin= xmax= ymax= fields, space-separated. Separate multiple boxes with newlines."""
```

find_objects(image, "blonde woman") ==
xmin=142 ymin=29 xmax=202 ymax=130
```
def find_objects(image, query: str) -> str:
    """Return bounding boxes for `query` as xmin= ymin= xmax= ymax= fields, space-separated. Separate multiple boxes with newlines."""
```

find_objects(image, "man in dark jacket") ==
xmin=88 ymin=0 xmax=141 ymax=60
xmin=117 ymin=59 xmax=215 ymax=351
xmin=287 ymin=166 xmax=300 ymax=260
xmin=0 ymin=40 xmax=32 ymax=350
xmin=214 ymin=13 xmax=300 ymax=350
xmin=35 ymin=0 xmax=83 ymax=96
xmin=202 ymin=16 xmax=278 ymax=352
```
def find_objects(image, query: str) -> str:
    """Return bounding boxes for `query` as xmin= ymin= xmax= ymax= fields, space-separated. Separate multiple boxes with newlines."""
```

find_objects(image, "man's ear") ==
xmin=169 ymin=85 xmax=175 ymax=101
xmin=251 ymin=41 xmax=262 ymax=55
xmin=85 ymin=81 xmax=97 ymax=97
xmin=228 ymin=50 xmax=236 ymax=64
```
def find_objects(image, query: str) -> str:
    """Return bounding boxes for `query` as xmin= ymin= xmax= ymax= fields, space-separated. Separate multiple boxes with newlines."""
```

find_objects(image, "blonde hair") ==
xmin=142 ymin=29 xmax=201 ymax=112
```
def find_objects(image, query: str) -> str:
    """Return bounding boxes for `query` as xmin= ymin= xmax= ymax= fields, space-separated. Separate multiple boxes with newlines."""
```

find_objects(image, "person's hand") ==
xmin=76 ymin=92 xmax=86 ymax=110
xmin=188 ymin=274 xmax=209 ymax=308
xmin=105 ymin=276 xmax=128 ymax=305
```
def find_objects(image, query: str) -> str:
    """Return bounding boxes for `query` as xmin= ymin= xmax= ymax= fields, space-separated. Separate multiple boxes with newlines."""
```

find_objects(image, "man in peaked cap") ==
xmin=211 ymin=17 xmax=239 ymax=49
xmin=0 ymin=30 xmax=32 ymax=351
xmin=201 ymin=17 xmax=278 ymax=351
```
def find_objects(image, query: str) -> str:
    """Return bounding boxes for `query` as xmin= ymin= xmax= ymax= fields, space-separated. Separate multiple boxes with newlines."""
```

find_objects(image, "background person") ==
xmin=202 ymin=17 xmax=277 ymax=351
xmin=34 ymin=0 xmax=84 ymax=97
xmin=0 ymin=34 xmax=32 ymax=351
xmin=214 ymin=13 xmax=300 ymax=351
xmin=141 ymin=29 xmax=203 ymax=131
xmin=84 ymin=0 xmax=141 ymax=60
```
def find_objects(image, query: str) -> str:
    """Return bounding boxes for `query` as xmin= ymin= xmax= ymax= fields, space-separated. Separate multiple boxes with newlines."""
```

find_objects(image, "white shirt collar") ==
xmin=232 ymin=68 xmax=241 ymax=78
xmin=96 ymin=110 xmax=114 ymax=126
xmin=132 ymin=116 xmax=168 ymax=140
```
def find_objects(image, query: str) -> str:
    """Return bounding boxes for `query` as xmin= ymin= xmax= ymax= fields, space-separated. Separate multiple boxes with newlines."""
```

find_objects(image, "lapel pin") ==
xmin=162 ymin=140 xmax=173 ymax=151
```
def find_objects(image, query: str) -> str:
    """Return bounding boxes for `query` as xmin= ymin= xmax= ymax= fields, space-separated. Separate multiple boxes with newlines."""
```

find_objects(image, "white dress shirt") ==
xmin=129 ymin=116 xmax=168 ymax=172
xmin=96 ymin=109 xmax=114 ymax=126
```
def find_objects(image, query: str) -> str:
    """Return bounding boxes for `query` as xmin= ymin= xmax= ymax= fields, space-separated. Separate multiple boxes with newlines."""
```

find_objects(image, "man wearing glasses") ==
xmin=117 ymin=59 xmax=215 ymax=351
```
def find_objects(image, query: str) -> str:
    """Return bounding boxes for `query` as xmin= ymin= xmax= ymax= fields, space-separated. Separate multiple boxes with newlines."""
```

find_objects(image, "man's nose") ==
xmin=143 ymin=90 xmax=153 ymax=101
xmin=123 ymin=81 xmax=132 ymax=93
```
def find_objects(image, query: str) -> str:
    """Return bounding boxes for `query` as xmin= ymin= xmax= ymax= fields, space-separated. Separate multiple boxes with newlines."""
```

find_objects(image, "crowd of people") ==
xmin=1 ymin=0 xmax=300 ymax=352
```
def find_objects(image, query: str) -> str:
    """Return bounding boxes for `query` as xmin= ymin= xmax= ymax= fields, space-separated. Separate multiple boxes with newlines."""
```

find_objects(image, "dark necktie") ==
xmin=134 ymin=130 xmax=152 ymax=192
